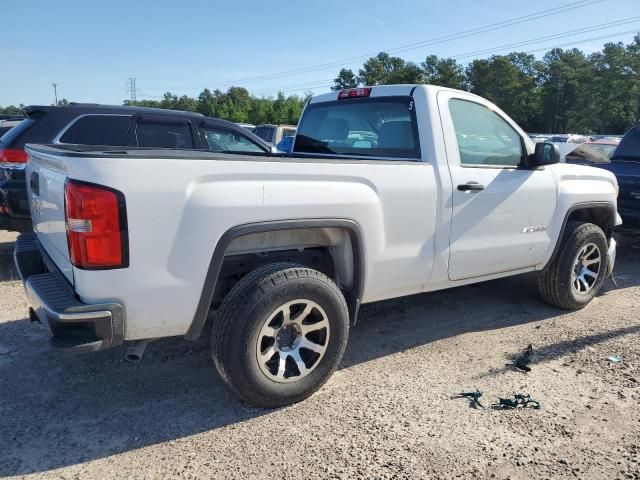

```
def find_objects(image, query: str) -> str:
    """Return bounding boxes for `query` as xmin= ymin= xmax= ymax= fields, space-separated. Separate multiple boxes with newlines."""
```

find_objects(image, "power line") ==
xmin=246 ymin=27 xmax=640 ymax=97
xmin=348 ymin=0 xmax=475 ymax=34
xmin=452 ymin=17 xmax=640 ymax=59
xmin=143 ymin=0 xmax=603 ymax=91
xmin=131 ymin=16 xmax=638 ymax=101
xmin=95 ymin=84 xmax=128 ymax=103
xmin=496 ymin=28 xmax=640 ymax=57
xmin=131 ymin=26 xmax=638 ymax=101
xmin=251 ymin=79 xmax=336 ymax=95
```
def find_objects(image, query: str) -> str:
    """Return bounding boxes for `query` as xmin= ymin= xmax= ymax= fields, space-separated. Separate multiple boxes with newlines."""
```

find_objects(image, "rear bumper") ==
xmin=14 ymin=233 xmax=124 ymax=352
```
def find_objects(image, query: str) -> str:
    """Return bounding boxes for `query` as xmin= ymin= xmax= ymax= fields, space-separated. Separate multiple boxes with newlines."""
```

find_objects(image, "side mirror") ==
xmin=528 ymin=142 xmax=560 ymax=168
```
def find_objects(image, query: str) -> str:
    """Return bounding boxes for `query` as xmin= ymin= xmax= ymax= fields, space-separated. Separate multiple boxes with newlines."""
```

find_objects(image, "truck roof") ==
xmin=309 ymin=84 xmax=461 ymax=104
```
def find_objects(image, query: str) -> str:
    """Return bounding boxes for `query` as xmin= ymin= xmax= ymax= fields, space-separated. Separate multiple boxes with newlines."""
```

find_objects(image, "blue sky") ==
xmin=1 ymin=0 xmax=638 ymax=106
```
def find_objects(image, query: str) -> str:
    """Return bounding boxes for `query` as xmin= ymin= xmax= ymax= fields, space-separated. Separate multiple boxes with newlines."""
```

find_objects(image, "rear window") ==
xmin=294 ymin=96 xmax=420 ymax=159
xmin=59 ymin=115 xmax=131 ymax=146
xmin=133 ymin=118 xmax=194 ymax=149
xmin=0 ymin=118 xmax=35 ymax=145
xmin=613 ymin=125 xmax=640 ymax=161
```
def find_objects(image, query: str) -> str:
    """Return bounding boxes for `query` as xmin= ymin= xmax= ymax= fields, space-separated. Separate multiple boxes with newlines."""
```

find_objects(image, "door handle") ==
xmin=457 ymin=182 xmax=485 ymax=192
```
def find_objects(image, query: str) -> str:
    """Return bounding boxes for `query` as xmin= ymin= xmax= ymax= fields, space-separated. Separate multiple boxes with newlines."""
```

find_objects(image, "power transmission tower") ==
xmin=52 ymin=83 xmax=58 ymax=105
xmin=127 ymin=78 xmax=137 ymax=103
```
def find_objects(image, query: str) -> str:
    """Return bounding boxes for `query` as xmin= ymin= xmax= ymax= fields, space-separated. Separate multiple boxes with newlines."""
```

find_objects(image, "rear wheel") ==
xmin=211 ymin=263 xmax=349 ymax=408
xmin=537 ymin=221 xmax=608 ymax=310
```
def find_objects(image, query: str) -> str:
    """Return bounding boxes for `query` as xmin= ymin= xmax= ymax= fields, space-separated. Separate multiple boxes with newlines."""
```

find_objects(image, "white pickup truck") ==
xmin=15 ymin=85 xmax=620 ymax=407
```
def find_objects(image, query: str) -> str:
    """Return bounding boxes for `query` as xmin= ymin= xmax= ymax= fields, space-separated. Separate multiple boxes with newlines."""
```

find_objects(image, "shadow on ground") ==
xmin=0 ymin=233 xmax=638 ymax=476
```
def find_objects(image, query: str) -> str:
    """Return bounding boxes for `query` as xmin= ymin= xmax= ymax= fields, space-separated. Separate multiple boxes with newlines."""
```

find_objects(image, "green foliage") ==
xmin=122 ymin=86 xmax=306 ymax=126
xmin=332 ymin=68 xmax=357 ymax=91
xmin=422 ymin=55 xmax=467 ymax=90
xmin=0 ymin=105 xmax=22 ymax=115
xmin=357 ymin=52 xmax=423 ymax=85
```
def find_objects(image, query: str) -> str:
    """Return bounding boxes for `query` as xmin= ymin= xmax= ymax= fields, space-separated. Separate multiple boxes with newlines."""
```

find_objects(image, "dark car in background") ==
xmin=609 ymin=124 xmax=640 ymax=229
xmin=0 ymin=103 xmax=271 ymax=232
xmin=567 ymin=126 xmax=640 ymax=229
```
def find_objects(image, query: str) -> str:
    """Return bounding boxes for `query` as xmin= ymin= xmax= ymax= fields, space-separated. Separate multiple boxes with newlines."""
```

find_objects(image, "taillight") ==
xmin=0 ymin=148 xmax=27 ymax=163
xmin=338 ymin=87 xmax=372 ymax=99
xmin=64 ymin=179 xmax=128 ymax=269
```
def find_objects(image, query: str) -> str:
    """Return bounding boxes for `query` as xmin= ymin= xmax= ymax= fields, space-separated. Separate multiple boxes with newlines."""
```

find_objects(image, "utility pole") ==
xmin=52 ymin=83 xmax=58 ymax=105
xmin=127 ymin=78 xmax=137 ymax=104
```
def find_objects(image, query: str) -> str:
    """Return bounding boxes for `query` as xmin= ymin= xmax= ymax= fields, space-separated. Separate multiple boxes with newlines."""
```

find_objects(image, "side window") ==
xmin=201 ymin=126 xmax=264 ymax=153
xmin=59 ymin=115 xmax=131 ymax=146
xmin=449 ymin=99 xmax=523 ymax=167
xmin=133 ymin=118 xmax=194 ymax=149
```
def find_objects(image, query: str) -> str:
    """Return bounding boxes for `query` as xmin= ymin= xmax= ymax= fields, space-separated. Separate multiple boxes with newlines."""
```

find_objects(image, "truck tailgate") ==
xmin=26 ymin=147 xmax=74 ymax=284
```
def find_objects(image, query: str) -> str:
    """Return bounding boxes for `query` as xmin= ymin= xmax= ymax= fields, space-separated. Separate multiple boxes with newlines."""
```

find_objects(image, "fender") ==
xmin=542 ymin=201 xmax=617 ymax=269
xmin=185 ymin=218 xmax=366 ymax=341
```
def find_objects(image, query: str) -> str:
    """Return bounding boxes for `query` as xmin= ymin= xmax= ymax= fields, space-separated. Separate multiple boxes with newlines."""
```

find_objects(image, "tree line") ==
xmin=334 ymin=35 xmax=640 ymax=134
xmin=2 ymin=35 xmax=639 ymax=134
xmin=123 ymin=88 xmax=308 ymax=126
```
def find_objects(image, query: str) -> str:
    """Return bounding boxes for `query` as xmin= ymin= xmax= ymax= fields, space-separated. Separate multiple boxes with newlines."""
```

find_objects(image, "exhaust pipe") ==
xmin=125 ymin=340 xmax=151 ymax=362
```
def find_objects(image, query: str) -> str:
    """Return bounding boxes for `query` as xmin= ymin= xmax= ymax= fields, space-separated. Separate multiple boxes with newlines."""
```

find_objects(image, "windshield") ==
xmin=202 ymin=127 xmax=265 ymax=153
xmin=613 ymin=125 xmax=640 ymax=161
xmin=587 ymin=143 xmax=617 ymax=158
xmin=294 ymin=96 xmax=420 ymax=159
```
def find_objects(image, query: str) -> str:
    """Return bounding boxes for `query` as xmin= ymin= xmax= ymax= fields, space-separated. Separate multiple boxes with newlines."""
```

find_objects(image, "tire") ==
xmin=537 ymin=221 xmax=608 ymax=310
xmin=211 ymin=263 xmax=349 ymax=408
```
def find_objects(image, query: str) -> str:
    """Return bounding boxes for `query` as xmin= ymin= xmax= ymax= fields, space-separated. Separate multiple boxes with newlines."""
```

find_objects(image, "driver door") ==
xmin=437 ymin=91 xmax=557 ymax=281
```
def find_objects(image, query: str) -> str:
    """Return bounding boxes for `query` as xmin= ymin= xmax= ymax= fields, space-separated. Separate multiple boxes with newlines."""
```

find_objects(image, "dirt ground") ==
xmin=0 ymin=229 xmax=639 ymax=479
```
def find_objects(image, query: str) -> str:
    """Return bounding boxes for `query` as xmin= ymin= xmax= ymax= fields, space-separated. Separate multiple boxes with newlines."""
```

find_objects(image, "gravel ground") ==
xmin=0 ymin=229 xmax=639 ymax=479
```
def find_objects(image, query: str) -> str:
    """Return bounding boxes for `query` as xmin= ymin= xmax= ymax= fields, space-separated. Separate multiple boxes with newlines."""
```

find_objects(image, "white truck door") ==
xmin=437 ymin=91 xmax=557 ymax=281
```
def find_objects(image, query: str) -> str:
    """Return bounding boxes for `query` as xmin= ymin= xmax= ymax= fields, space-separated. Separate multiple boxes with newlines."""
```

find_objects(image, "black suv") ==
xmin=0 ymin=104 xmax=271 ymax=232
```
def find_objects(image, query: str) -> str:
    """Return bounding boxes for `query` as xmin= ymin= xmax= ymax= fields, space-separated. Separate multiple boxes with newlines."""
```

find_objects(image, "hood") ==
xmin=556 ymin=143 xmax=610 ymax=164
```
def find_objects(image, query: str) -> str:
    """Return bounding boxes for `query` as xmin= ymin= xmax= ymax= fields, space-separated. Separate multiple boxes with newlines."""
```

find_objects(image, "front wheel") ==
xmin=537 ymin=221 xmax=608 ymax=310
xmin=211 ymin=263 xmax=349 ymax=408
